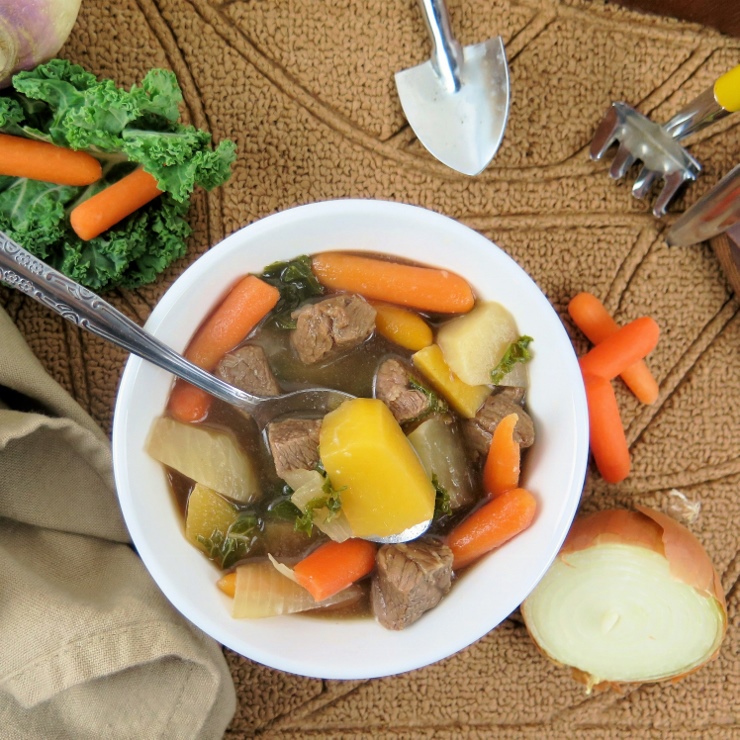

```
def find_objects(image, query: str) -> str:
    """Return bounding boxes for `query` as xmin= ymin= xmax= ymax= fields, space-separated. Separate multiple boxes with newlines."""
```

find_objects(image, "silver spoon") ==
xmin=0 ymin=232 xmax=430 ymax=543
xmin=0 ymin=231 xmax=352 ymax=429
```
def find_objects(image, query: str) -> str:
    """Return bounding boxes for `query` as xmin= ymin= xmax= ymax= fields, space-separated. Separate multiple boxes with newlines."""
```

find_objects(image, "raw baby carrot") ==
xmin=217 ymin=572 xmax=237 ymax=598
xmin=312 ymin=252 xmax=475 ymax=314
xmin=168 ymin=275 xmax=280 ymax=423
xmin=578 ymin=316 xmax=659 ymax=381
xmin=0 ymin=132 xmax=102 ymax=186
xmin=568 ymin=293 xmax=659 ymax=404
xmin=293 ymin=538 xmax=377 ymax=602
xmin=70 ymin=167 xmax=163 ymax=240
xmin=371 ymin=301 xmax=433 ymax=351
xmin=447 ymin=487 xmax=537 ymax=570
xmin=482 ymin=412 xmax=521 ymax=498
xmin=583 ymin=373 xmax=631 ymax=484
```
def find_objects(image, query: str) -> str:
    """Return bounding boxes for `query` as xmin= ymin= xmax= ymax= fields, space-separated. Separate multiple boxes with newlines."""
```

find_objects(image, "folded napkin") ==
xmin=0 ymin=306 xmax=235 ymax=739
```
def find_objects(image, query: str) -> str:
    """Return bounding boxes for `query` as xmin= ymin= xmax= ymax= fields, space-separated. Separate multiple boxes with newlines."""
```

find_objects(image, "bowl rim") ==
xmin=112 ymin=198 xmax=589 ymax=679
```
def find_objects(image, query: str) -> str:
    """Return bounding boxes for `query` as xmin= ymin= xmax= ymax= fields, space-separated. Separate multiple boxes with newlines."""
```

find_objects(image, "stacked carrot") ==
xmin=568 ymin=293 xmax=660 ymax=484
xmin=0 ymin=132 xmax=163 ymax=241
xmin=447 ymin=412 xmax=537 ymax=570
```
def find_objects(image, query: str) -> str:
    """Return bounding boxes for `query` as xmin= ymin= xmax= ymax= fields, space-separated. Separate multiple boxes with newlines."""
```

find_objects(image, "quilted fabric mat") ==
xmin=1 ymin=1 xmax=737 ymax=736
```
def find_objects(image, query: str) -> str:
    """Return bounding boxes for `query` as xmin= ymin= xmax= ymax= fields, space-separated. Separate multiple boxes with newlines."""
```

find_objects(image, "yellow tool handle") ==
xmin=714 ymin=63 xmax=740 ymax=113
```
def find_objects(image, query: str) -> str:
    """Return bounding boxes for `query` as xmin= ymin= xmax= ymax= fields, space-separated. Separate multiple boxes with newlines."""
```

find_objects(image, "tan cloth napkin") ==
xmin=0 ymin=306 xmax=236 ymax=739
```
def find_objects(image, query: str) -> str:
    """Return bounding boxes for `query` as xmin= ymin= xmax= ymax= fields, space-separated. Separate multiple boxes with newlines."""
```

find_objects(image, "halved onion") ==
xmin=521 ymin=506 xmax=727 ymax=692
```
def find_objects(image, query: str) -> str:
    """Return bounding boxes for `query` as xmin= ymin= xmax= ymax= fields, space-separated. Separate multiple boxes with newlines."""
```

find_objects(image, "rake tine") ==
xmin=653 ymin=170 xmax=694 ymax=217
xmin=632 ymin=166 xmax=659 ymax=200
xmin=608 ymin=143 xmax=637 ymax=180
xmin=589 ymin=106 xmax=621 ymax=161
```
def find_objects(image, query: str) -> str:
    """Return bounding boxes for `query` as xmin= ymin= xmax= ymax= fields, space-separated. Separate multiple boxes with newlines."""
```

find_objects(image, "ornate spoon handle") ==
xmin=0 ymin=231 xmax=260 ymax=412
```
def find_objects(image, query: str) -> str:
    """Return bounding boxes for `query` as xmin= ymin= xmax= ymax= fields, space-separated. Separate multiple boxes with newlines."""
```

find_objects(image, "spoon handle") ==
xmin=0 ymin=231 xmax=257 ymax=411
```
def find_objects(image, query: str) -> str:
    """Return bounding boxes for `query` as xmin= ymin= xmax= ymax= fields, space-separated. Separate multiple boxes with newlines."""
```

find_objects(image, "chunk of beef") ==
xmin=371 ymin=539 xmax=454 ymax=630
xmin=462 ymin=389 xmax=535 ymax=462
xmin=266 ymin=417 xmax=322 ymax=480
xmin=375 ymin=358 xmax=440 ymax=425
xmin=215 ymin=344 xmax=280 ymax=397
xmin=290 ymin=294 xmax=376 ymax=364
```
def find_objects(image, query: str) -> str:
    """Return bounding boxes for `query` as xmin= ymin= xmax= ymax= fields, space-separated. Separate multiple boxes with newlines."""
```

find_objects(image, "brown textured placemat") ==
xmin=1 ymin=0 xmax=738 ymax=737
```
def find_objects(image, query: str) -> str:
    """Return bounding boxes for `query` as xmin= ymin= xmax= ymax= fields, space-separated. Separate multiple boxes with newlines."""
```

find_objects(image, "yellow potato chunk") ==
xmin=185 ymin=483 xmax=238 ymax=550
xmin=412 ymin=345 xmax=491 ymax=418
xmin=436 ymin=301 xmax=519 ymax=385
xmin=319 ymin=398 xmax=435 ymax=538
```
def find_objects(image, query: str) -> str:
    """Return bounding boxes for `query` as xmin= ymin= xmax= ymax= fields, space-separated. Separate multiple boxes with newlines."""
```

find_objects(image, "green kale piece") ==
xmin=295 ymin=476 xmax=344 ymax=536
xmin=407 ymin=376 xmax=448 ymax=421
xmin=0 ymin=59 xmax=236 ymax=291
xmin=491 ymin=335 xmax=534 ymax=385
xmin=432 ymin=473 xmax=452 ymax=519
xmin=196 ymin=513 xmax=260 ymax=569
xmin=259 ymin=255 xmax=325 ymax=329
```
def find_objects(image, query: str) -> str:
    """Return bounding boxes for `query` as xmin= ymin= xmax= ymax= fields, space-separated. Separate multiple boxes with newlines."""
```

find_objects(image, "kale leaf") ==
xmin=259 ymin=256 xmax=325 ymax=329
xmin=295 ymin=476 xmax=344 ymax=535
xmin=196 ymin=513 xmax=260 ymax=569
xmin=491 ymin=335 xmax=534 ymax=385
xmin=0 ymin=59 xmax=236 ymax=292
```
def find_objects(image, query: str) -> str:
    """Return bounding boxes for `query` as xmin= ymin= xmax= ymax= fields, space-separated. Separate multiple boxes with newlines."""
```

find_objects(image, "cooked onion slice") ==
xmin=521 ymin=507 xmax=727 ymax=692
xmin=232 ymin=560 xmax=361 ymax=618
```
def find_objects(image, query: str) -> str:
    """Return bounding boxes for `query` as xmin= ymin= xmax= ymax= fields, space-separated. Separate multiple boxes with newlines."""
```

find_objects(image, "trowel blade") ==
xmin=395 ymin=36 xmax=510 ymax=176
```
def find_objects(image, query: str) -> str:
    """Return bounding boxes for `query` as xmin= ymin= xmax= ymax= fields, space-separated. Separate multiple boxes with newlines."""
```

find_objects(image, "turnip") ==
xmin=0 ymin=0 xmax=81 ymax=88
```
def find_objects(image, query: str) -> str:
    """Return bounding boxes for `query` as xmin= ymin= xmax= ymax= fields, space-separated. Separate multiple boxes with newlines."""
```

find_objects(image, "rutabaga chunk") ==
xmin=146 ymin=416 xmax=259 ymax=503
xmin=319 ymin=398 xmax=435 ymax=539
xmin=231 ymin=560 xmax=362 ymax=618
xmin=407 ymin=416 xmax=475 ymax=512
xmin=185 ymin=483 xmax=259 ymax=568
xmin=437 ymin=301 xmax=519 ymax=386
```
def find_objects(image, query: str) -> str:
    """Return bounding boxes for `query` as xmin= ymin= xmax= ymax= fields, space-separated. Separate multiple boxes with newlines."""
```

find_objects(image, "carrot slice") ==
xmin=70 ymin=167 xmax=163 ymax=240
xmin=217 ymin=572 xmax=237 ymax=598
xmin=568 ymin=293 xmax=659 ymax=404
xmin=312 ymin=252 xmax=475 ymax=314
xmin=0 ymin=132 xmax=102 ymax=186
xmin=293 ymin=538 xmax=377 ymax=602
xmin=447 ymin=487 xmax=537 ymax=570
xmin=167 ymin=275 xmax=280 ymax=423
xmin=371 ymin=301 xmax=433 ymax=351
xmin=482 ymin=412 xmax=521 ymax=498
xmin=583 ymin=373 xmax=631 ymax=484
xmin=578 ymin=317 xmax=659 ymax=381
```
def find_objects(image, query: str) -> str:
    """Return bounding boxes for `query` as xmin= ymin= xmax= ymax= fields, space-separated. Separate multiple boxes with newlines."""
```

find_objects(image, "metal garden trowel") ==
xmin=395 ymin=0 xmax=510 ymax=176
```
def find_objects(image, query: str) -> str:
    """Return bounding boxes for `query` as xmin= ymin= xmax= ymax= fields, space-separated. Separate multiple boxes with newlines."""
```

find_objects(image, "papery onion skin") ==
xmin=522 ymin=506 xmax=728 ymax=692
xmin=0 ymin=0 xmax=82 ymax=88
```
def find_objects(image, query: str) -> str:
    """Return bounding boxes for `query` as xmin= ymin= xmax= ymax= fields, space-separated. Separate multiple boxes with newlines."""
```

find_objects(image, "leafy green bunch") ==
xmin=0 ymin=59 xmax=236 ymax=291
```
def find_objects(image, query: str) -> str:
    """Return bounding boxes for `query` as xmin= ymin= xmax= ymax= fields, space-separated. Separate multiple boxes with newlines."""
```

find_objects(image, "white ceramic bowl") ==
xmin=112 ymin=199 xmax=589 ymax=679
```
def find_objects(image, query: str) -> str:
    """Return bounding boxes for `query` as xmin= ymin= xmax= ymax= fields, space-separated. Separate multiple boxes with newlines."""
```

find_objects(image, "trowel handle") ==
xmin=416 ymin=0 xmax=463 ymax=94
xmin=663 ymin=63 xmax=740 ymax=140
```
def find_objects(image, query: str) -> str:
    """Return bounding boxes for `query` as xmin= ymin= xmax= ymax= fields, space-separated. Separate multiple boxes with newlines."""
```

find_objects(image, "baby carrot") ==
xmin=371 ymin=301 xmax=433 ymax=351
xmin=312 ymin=252 xmax=475 ymax=314
xmin=168 ymin=275 xmax=280 ymax=423
xmin=447 ymin=487 xmax=537 ymax=570
xmin=217 ymin=572 xmax=237 ymax=598
xmin=482 ymin=412 xmax=521 ymax=498
xmin=578 ymin=316 xmax=659 ymax=381
xmin=293 ymin=539 xmax=377 ymax=602
xmin=568 ymin=293 xmax=659 ymax=404
xmin=583 ymin=373 xmax=630 ymax=484
xmin=70 ymin=167 xmax=163 ymax=240
xmin=0 ymin=133 xmax=102 ymax=186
